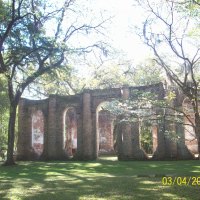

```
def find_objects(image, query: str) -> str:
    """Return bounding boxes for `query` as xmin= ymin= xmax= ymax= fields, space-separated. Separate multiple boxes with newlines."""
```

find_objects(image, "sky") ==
xmin=51 ymin=0 xmax=152 ymax=65
xmin=23 ymin=0 xmax=199 ymax=98
xmin=92 ymin=0 xmax=151 ymax=63
xmin=87 ymin=0 xmax=152 ymax=64
xmin=61 ymin=0 xmax=154 ymax=78
xmin=24 ymin=0 xmax=151 ymax=98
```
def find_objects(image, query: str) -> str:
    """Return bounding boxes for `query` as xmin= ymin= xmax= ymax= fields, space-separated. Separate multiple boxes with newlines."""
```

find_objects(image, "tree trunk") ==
xmin=3 ymin=103 xmax=17 ymax=166
xmin=195 ymin=113 xmax=200 ymax=158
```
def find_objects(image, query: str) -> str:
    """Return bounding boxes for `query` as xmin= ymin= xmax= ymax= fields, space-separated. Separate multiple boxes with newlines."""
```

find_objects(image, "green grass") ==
xmin=0 ymin=157 xmax=200 ymax=200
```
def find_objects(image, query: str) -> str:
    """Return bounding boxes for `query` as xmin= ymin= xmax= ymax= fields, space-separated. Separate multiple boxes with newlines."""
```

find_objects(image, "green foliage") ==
xmin=0 ymin=111 xmax=8 ymax=150
xmin=103 ymin=90 xmax=160 ymax=120
xmin=0 ymin=75 xmax=8 ymax=110
xmin=34 ymin=57 xmax=162 ymax=96
xmin=176 ymin=0 xmax=200 ymax=17
xmin=103 ymin=86 xmax=188 ymax=147
xmin=28 ymin=67 xmax=74 ymax=97
xmin=0 ymin=75 xmax=9 ymax=150
xmin=0 ymin=0 xmax=9 ymax=22
xmin=0 ymin=0 xmax=70 ymax=93
xmin=140 ymin=122 xmax=153 ymax=154
xmin=133 ymin=60 xmax=162 ymax=86
xmin=0 ymin=0 xmax=109 ymax=164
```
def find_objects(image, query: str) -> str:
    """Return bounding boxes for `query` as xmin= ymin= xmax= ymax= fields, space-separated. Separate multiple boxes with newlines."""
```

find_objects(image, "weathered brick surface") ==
xmin=115 ymin=121 xmax=147 ymax=160
xmin=82 ymin=92 xmax=94 ymax=159
xmin=17 ymin=98 xmax=48 ymax=160
xmin=32 ymin=110 xmax=44 ymax=155
xmin=17 ymin=83 xmax=198 ymax=161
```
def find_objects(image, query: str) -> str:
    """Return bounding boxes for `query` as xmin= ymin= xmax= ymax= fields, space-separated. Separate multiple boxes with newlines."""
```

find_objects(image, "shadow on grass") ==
xmin=0 ymin=159 xmax=200 ymax=199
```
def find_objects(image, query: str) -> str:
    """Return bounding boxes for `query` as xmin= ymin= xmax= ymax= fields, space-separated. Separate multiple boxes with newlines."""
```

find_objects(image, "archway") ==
xmin=96 ymin=102 xmax=116 ymax=157
xmin=31 ymin=110 xmax=44 ymax=156
xmin=140 ymin=120 xmax=158 ymax=158
xmin=140 ymin=121 xmax=153 ymax=156
xmin=63 ymin=107 xmax=77 ymax=158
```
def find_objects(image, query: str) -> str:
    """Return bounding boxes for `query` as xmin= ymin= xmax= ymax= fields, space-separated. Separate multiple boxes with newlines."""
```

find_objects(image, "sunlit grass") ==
xmin=0 ymin=158 xmax=200 ymax=199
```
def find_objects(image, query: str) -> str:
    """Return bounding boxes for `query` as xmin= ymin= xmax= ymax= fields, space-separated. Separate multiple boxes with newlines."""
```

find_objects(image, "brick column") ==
xmin=176 ymin=115 xmax=194 ymax=159
xmin=131 ymin=122 xmax=148 ymax=160
xmin=121 ymin=122 xmax=133 ymax=159
xmin=17 ymin=99 xmax=33 ymax=160
xmin=47 ymin=96 xmax=57 ymax=159
xmin=152 ymin=122 xmax=166 ymax=160
xmin=165 ymin=122 xmax=178 ymax=159
xmin=116 ymin=120 xmax=123 ymax=160
xmin=82 ymin=92 xmax=94 ymax=160
xmin=117 ymin=120 xmax=147 ymax=160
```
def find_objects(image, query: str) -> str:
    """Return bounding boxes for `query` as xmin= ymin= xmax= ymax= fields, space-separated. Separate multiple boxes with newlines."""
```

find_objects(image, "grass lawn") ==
xmin=0 ymin=157 xmax=200 ymax=200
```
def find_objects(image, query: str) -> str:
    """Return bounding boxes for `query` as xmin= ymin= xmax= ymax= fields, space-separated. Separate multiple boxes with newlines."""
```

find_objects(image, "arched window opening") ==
xmin=140 ymin=121 xmax=154 ymax=158
xmin=63 ymin=107 xmax=77 ymax=157
xmin=32 ymin=110 xmax=44 ymax=156
xmin=96 ymin=102 xmax=116 ymax=156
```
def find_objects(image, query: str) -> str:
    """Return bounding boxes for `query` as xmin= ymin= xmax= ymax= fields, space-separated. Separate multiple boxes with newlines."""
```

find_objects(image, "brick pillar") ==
xmin=17 ymin=99 xmax=27 ymax=160
xmin=120 ymin=87 xmax=147 ymax=160
xmin=177 ymin=115 xmax=194 ymax=159
xmin=116 ymin=120 xmax=123 ymax=160
xmin=17 ymin=99 xmax=33 ymax=160
xmin=82 ymin=92 xmax=94 ymax=160
xmin=121 ymin=122 xmax=133 ymax=159
xmin=131 ymin=122 xmax=148 ymax=160
xmin=152 ymin=122 xmax=166 ymax=160
xmin=47 ymin=96 xmax=57 ymax=159
xmin=117 ymin=120 xmax=147 ymax=160
xmin=165 ymin=122 xmax=178 ymax=159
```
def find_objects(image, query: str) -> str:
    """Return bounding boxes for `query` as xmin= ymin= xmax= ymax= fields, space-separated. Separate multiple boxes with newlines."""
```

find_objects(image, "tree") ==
xmin=0 ymin=0 xmax=108 ymax=165
xmin=0 ymin=75 xmax=9 ymax=152
xmin=136 ymin=0 xmax=200 ymax=154
xmin=32 ymin=57 xmax=162 ymax=97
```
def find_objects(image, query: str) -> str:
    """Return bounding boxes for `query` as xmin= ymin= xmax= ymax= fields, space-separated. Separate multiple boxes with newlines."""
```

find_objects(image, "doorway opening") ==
xmin=140 ymin=121 xmax=157 ymax=158
xmin=63 ymin=107 xmax=77 ymax=158
xmin=96 ymin=102 xmax=116 ymax=158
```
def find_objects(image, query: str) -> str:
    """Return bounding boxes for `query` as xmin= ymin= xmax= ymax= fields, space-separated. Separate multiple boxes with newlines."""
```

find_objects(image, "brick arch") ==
xmin=89 ymin=87 xmax=129 ymax=159
xmin=19 ymin=83 xmax=190 ymax=161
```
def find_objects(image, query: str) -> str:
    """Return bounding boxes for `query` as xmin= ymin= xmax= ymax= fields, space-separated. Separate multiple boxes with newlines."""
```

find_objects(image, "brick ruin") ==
xmin=17 ymin=83 xmax=198 ymax=161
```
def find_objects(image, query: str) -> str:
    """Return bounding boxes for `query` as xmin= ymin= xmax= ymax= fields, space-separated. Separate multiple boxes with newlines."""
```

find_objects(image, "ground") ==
xmin=0 ymin=157 xmax=200 ymax=200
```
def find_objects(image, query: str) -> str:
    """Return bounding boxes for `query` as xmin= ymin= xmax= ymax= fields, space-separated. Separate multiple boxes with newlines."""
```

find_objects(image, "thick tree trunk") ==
xmin=3 ymin=103 xmax=17 ymax=166
xmin=194 ymin=113 xmax=200 ymax=158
